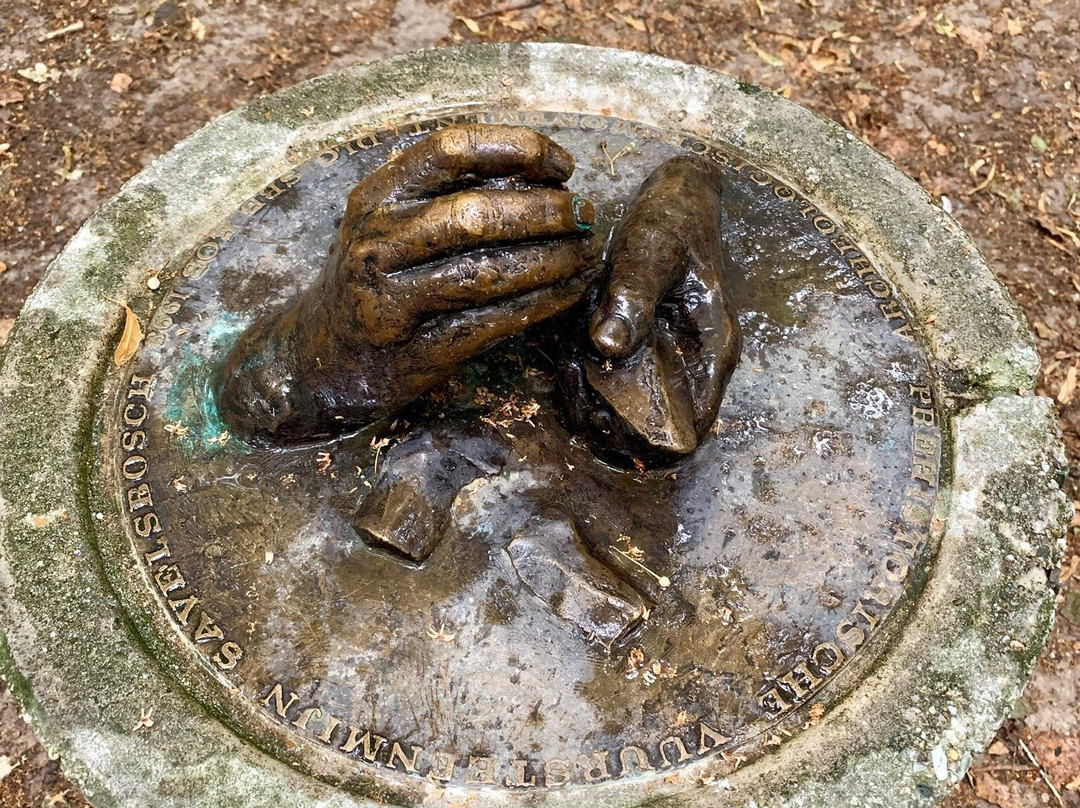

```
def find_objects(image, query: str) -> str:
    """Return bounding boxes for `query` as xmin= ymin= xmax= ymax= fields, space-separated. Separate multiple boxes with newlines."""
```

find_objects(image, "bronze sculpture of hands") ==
xmin=219 ymin=124 xmax=741 ymax=463
xmin=219 ymin=125 xmax=601 ymax=443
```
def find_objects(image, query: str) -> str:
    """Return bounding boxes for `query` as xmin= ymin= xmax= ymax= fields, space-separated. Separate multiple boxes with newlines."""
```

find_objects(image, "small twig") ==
xmin=964 ymin=160 xmax=996 ymax=196
xmin=474 ymin=0 xmax=543 ymax=19
xmin=614 ymin=548 xmax=670 ymax=588
xmin=39 ymin=20 xmax=84 ymax=42
xmin=1018 ymin=737 xmax=1064 ymax=808
xmin=970 ymin=763 xmax=1038 ymax=773
xmin=600 ymin=140 xmax=636 ymax=176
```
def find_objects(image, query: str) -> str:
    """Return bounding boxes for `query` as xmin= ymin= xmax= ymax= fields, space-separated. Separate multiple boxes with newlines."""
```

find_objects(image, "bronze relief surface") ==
xmin=105 ymin=112 xmax=942 ymax=791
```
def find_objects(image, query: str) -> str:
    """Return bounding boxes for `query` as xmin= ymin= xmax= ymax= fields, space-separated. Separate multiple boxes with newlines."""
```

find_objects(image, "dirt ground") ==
xmin=0 ymin=0 xmax=1078 ymax=805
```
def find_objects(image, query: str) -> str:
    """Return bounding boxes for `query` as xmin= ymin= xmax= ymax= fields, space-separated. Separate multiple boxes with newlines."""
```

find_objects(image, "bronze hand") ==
xmin=559 ymin=155 xmax=742 ymax=463
xmin=218 ymin=124 xmax=601 ymax=443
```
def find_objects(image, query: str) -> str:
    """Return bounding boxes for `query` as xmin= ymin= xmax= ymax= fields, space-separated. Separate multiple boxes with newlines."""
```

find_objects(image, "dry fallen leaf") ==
xmin=987 ymin=739 xmax=1009 ymax=755
xmin=0 ymin=318 xmax=14 ymax=348
xmin=1059 ymin=365 xmax=1078 ymax=405
xmin=894 ymin=8 xmax=928 ymax=35
xmin=110 ymin=72 xmax=133 ymax=93
xmin=235 ymin=62 xmax=269 ymax=81
xmin=746 ymin=35 xmax=785 ymax=68
xmin=190 ymin=16 xmax=207 ymax=42
xmin=973 ymin=772 xmax=1019 ymax=807
xmin=624 ymin=16 xmax=647 ymax=32
xmin=0 ymin=88 xmax=24 ymax=107
xmin=0 ymin=259 xmax=7 ymax=274
xmin=456 ymin=15 xmax=481 ymax=34
xmin=955 ymin=24 xmax=992 ymax=61
xmin=114 ymin=304 xmax=143 ymax=366
xmin=1032 ymin=320 xmax=1059 ymax=340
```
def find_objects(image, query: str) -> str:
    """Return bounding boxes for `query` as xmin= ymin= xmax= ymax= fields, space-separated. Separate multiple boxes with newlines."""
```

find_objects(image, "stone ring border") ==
xmin=0 ymin=43 xmax=1068 ymax=808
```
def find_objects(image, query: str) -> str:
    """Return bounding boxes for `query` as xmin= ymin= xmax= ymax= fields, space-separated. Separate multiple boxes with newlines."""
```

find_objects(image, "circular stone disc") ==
xmin=0 ymin=45 xmax=1068 ymax=808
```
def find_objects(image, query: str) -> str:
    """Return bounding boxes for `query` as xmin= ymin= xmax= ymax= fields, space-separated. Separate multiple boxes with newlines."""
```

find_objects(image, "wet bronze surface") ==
xmin=105 ymin=111 xmax=943 ymax=791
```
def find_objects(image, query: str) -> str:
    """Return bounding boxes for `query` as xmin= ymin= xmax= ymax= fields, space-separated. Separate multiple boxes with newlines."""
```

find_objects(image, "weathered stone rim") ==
xmin=0 ymin=43 xmax=1066 ymax=808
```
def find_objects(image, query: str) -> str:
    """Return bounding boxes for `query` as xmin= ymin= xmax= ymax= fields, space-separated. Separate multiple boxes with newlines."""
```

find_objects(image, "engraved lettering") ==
xmin=316 ymin=714 xmax=342 ymax=744
xmin=168 ymin=594 xmax=198 ymax=625
xmin=618 ymin=746 xmax=654 ymax=774
xmin=123 ymin=455 xmax=148 ymax=480
xmin=912 ymin=459 xmax=937 ymax=486
xmin=144 ymin=537 xmax=171 ymax=565
xmin=902 ymin=500 xmax=931 ymax=525
xmin=544 ymin=758 xmax=571 ymax=787
xmin=238 ymin=198 xmax=265 ymax=216
xmin=835 ymin=618 xmax=866 ymax=652
xmin=913 ymin=433 xmax=939 ymax=456
xmin=912 ymin=406 xmax=936 ymax=427
xmin=759 ymin=685 xmax=791 ymax=715
xmin=123 ymin=403 xmax=148 ymax=426
xmin=428 ymin=752 xmax=455 ymax=783
xmin=698 ymin=721 xmax=731 ymax=753
xmin=851 ymin=600 xmax=880 ymax=631
xmin=259 ymin=179 xmax=291 ymax=201
xmin=576 ymin=751 xmax=611 ymax=783
xmin=811 ymin=642 xmax=845 ymax=675
xmin=891 ymin=322 xmax=916 ymax=341
xmin=195 ymin=240 xmax=221 ymax=261
xmin=153 ymin=564 xmax=185 ymax=595
xmin=213 ymin=641 xmax=243 ymax=671
xmin=389 ymin=742 xmax=423 ymax=773
xmin=883 ymin=554 xmax=910 ymax=583
xmin=292 ymin=707 xmax=321 ymax=731
xmin=340 ymin=728 xmax=386 ymax=761
xmin=878 ymin=300 xmax=907 ymax=323
xmin=812 ymin=215 xmax=837 ymax=235
xmin=867 ymin=279 xmax=892 ymax=298
xmin=260 ymin=683 xmax=299 ymax=718
xmin=658 ymin=736 xmax=693 ymax=767
xmin=133 ymin=512 xmax=161 ymax=537
xmin=848 ymin=254 xmax=875 ymax=277
xmin=778 ymin=664 xmax=822 ymax=700
xmin=127 ymin=375 xmax=154 ymax=398
xmin=892 ymin=529 xmax=921 ymax=558
xmin=126 ymin=484 xmax=154 ymax=511
xmin=909 ymin=384 xmax=933 ymax=405
xmin=121 ymin=430 xmax=146 ymax=452
xmin=465 ymin=756 xmax=496 ymax=785
xmin=193 ymin=611 xmax=224 ymax=643
xmin=862 ymin=581 xmax=895 ymax=607
xmin=831 ymin=236 xmax=859 ymax=255
xmin=505 ymin=758 xmax=536 ymax=787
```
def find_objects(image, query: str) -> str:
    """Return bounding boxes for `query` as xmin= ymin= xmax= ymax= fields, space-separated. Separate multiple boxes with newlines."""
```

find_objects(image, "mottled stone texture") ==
xmin=0 ymin=44 xmax=1066 ymax=808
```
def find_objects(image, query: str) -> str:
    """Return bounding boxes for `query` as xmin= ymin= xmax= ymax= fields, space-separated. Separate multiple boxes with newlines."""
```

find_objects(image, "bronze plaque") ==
xmin=104 ymin=111 xmax=942 ymax=791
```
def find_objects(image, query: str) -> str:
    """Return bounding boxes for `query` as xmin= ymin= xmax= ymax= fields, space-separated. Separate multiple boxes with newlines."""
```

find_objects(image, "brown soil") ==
xmin=1 ymin=1 xmax=1078 ymax=806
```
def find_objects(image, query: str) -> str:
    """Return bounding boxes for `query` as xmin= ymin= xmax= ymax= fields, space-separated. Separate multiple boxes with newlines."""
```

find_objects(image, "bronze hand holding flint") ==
xmin=218 ymin=124 xmax=601 ymax=443
xmin=559 ymin=155 xmax=742 ymax=464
